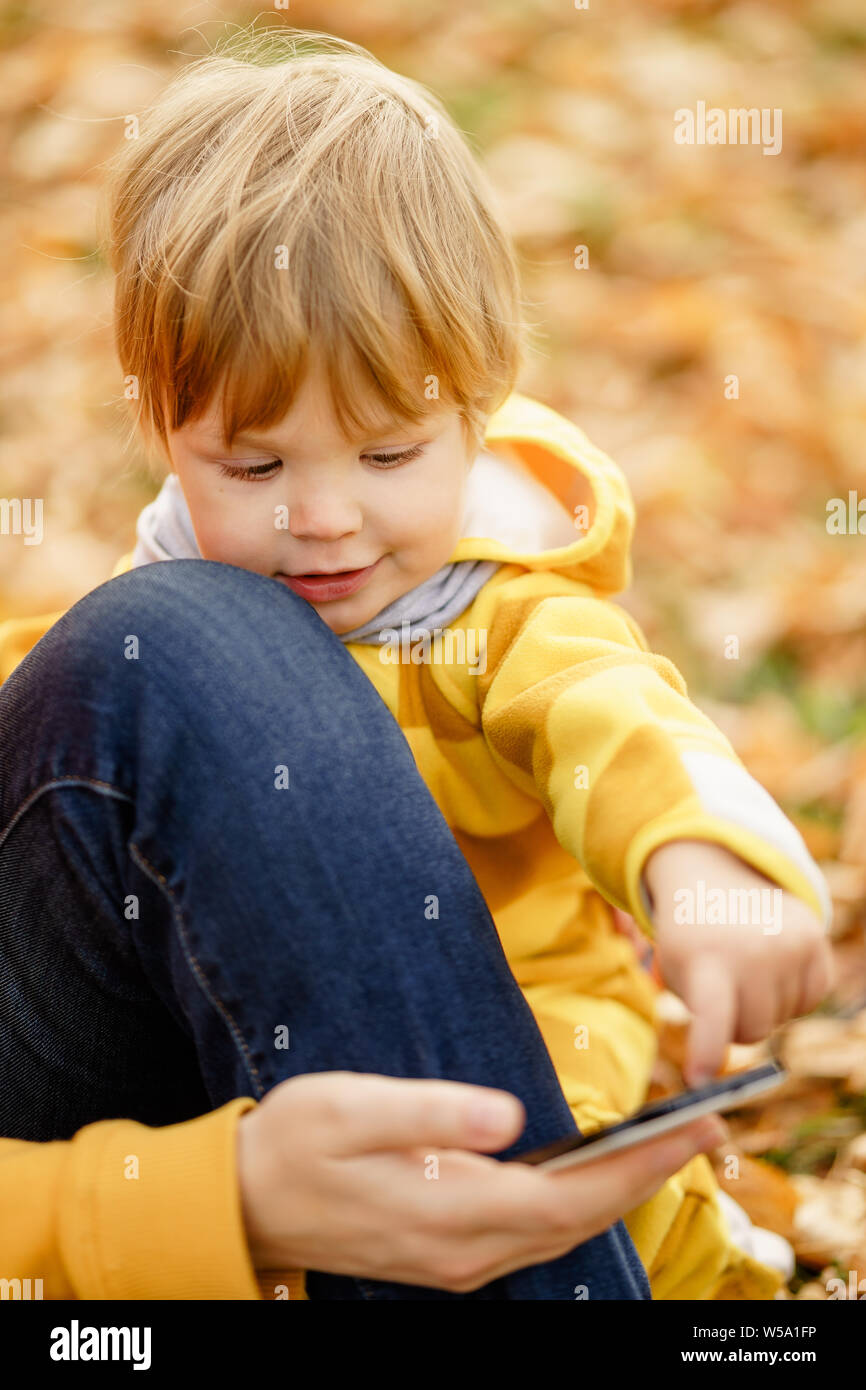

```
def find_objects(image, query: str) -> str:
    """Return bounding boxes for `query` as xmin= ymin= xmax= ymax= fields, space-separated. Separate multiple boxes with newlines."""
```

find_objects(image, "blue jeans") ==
xmin=0 ymin=559 xmax=651 ymax=1300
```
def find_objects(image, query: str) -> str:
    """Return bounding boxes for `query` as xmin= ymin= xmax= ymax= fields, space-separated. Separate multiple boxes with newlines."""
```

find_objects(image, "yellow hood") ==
xmin=452 ymin=391 xmax=635 ymax=596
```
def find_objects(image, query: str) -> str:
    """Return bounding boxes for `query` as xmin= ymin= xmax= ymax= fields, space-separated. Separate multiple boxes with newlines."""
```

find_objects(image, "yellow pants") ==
xmin=623 ymin=1152 xmax=783 ymax=1300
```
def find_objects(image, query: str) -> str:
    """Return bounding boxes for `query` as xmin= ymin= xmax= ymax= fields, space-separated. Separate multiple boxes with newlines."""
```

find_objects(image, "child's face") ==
xmin=165 ymin=367 xmax=477 ymax=634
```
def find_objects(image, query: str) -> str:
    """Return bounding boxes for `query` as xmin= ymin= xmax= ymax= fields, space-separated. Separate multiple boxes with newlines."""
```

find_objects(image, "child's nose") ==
xmin=287 ymin=494 xmax=363 ymax=541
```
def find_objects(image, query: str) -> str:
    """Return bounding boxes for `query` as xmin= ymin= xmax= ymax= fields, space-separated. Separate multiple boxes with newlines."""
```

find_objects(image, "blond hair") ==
xmin=100 ymin=24 xmax=527 ymax=468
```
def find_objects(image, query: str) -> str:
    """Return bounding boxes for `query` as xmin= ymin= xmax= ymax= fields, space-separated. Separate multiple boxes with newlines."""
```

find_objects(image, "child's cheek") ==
xmin=402 ymin=482 xmax=463 ymax=555
xmin=189 ymin=492 xmax=271 ymax=570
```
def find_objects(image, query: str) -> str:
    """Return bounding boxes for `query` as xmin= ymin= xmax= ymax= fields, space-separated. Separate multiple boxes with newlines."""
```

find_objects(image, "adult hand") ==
xmin=237 ymin=1070 xmax=726 ymax=1293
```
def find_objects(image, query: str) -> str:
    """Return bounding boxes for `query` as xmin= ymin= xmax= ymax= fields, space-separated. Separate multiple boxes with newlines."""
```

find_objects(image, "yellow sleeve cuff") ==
xmin=59 ymin=1098 xmax=263 ymax=1300
xmin=625 ymin=813 xmax=830 ymax=940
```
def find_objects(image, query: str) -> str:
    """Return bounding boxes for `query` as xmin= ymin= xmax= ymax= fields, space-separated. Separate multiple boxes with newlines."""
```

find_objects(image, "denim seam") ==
xmin=0 ymin=776 xmax=133 ymax=853
xmin=127 ymin=841 xmax=265 ymax=1099
xmin=0 ymin=774 xmax=264 ymax=1101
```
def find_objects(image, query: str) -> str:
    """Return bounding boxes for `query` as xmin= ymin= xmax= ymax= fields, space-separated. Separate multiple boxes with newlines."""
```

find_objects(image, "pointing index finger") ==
xmin=681 ymin=956 xmax=737 ymax=1086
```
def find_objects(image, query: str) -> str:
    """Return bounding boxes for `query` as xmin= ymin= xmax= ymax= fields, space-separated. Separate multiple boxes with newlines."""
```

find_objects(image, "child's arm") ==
xmin=477 ymin=570 xmax=830 ymax=935
xmin=475 ymin=572 xmax=832 ymax=1078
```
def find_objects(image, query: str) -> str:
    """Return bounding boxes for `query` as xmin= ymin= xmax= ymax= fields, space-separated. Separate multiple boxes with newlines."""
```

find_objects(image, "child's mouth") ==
xmin=273 ymin=557 xmax=382 ymax=602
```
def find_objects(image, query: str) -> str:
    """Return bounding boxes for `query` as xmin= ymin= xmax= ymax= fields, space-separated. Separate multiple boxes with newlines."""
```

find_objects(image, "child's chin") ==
xmin=313 ymin=599 xmax=370 ymax=634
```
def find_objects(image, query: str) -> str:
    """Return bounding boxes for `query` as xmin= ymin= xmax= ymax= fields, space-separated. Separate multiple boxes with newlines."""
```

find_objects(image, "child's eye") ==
xmin=216 ymin=443 xmax=425 ymax=480
xmin=217 ymin=460 xmax=281 ymax=481
xmin=363 ymin=443 xmax=425 ymax=469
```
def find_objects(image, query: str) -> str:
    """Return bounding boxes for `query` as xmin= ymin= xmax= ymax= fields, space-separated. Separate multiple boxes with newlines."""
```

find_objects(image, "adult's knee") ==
xmin=65 ymin=560 xmax=323 ymax=671
xmin=0 ymin=561 xmax=337 ymax=772
xmin=21 ymin=560 xmax=329 ymax=696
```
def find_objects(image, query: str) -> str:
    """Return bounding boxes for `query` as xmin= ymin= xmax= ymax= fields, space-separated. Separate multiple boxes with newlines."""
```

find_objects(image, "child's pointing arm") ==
xmin=477 ymin=574 xmax=833 ymax=1042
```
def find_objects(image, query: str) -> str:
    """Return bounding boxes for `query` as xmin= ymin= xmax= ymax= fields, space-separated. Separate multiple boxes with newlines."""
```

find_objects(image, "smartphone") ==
xmin=509 ymin=1061 xmax=787 ymax=1172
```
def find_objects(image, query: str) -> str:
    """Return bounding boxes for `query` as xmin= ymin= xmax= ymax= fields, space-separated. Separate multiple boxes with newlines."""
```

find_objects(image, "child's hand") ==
xmin=643 ymin=839 xmax=835 ymax=1086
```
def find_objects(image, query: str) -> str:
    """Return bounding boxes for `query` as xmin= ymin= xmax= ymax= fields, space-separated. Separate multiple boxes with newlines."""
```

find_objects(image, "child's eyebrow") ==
xmin=196 ymin=418 xmax=439 ymax=453
xmin=190 ymin=429 xmax=292 ymax=452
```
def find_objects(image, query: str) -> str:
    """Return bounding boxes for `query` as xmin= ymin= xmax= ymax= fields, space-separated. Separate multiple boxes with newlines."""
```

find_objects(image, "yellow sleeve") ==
xmin=477 ymin=571 xmax=831 ymax=939
xmin=0 ymin=1099 xmax=266 ymax=1300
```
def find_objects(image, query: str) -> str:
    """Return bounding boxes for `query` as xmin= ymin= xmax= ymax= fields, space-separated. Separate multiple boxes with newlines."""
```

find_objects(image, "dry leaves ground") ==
xmin=1 ymin=0 xmax=864 ymax=1297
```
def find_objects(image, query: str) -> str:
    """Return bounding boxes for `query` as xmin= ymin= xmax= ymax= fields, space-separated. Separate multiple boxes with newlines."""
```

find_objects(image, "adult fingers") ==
xmin=544 ymin=1115 xmax=728 ymax=1246
xmin=298 ymin=1072 xmax=527 ymax=1156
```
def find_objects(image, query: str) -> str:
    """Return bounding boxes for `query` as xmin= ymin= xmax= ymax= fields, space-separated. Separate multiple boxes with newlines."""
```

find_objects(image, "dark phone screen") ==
xmin=512 ymin=1061 xmax=785 ymax=1167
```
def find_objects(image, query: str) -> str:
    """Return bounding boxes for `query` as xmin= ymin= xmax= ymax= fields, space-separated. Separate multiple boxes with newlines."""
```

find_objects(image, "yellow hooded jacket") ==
xmin=0 ymin=392 xmax=828 ymax=1300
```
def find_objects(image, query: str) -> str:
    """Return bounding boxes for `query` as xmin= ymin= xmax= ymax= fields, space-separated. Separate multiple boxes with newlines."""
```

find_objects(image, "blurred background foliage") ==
xmin=1 ymin=0 xmax=865 ymax=1297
